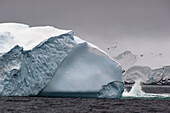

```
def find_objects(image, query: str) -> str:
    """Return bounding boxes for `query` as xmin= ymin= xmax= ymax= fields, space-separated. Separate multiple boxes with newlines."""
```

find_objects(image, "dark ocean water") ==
xmin=0 ymin=97 xmax=170 ymax=113
xmin=0 ymin=86 xmax=170 ymax=113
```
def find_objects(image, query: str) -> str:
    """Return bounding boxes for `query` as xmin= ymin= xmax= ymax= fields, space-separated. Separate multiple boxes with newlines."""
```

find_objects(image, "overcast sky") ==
xmin=0 ymin=0 xmax=170 ymax=68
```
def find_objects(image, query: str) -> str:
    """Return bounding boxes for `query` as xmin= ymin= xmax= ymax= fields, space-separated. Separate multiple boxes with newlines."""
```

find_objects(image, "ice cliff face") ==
xmin=0 ymin=23 xmax=124 ymax=98
xmin=0 ymin=32 xmax=76 ymax=96
xmin=41 ymin=42 xmax=123 ymax=94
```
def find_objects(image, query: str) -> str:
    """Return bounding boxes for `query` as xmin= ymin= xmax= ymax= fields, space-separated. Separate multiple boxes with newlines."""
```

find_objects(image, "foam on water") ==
xmin=123 ymin=79 xmax=170 ymax=98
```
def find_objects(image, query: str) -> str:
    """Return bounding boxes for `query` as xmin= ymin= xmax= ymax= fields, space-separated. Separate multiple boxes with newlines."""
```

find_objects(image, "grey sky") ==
xmin=0 ymin=0 xmax=170 ymax=58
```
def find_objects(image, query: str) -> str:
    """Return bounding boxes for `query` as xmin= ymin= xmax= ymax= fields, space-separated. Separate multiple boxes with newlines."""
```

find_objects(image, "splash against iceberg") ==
xmin=0 ymin=23 xmax=124 ymax=98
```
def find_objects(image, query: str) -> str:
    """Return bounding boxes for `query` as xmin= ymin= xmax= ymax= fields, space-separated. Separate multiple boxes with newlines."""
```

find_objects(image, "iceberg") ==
xmin=123 ymin=66 xmax=152 ymax=84
xmin=115 ymin=51 xmax=170 ymax=85
xmin=123 ymin=65 xmax=170 ymax=84
xmin=0 ymin=23 xmax=124 ymax=98
xmin=115 ymin=51 xmax=137 ymax=70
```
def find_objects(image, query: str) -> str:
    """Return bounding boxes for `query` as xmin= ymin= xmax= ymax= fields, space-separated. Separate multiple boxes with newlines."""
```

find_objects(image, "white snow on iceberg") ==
xmin=0 ymin=23 xmax=124 ymax=98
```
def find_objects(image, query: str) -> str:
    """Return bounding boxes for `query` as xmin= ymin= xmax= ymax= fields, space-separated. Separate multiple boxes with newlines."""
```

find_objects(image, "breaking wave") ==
xmin=123 ymin=79 xmax=170 ymax=98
